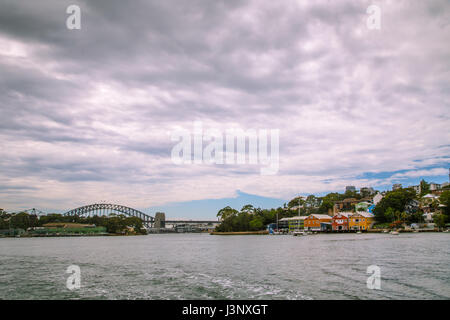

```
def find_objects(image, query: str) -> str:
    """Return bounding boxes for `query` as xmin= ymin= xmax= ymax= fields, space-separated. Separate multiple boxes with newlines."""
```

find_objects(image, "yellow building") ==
xmin=349 ymin=212 xmax=375 ymax=231
xmin=279 ymin=216 xmax=307 ymax=232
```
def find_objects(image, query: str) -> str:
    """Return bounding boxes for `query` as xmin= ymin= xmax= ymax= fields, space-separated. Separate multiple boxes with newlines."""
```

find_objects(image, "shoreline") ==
xmin=209 ymin=230 xmax=269 ymax=235
xmin=0 ymin=233 xmax=146 ymax=238
xmin=1 ymin=229 xmax=447 ymax=238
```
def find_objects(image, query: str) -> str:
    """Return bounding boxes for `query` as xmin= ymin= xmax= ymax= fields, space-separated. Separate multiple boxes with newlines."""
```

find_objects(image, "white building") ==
xmin=411 ymin=185 xmax=421 ymax=194
xmin=429 ymin=183 xmax=441 ymax=191
xmin=373 ymin=193 xmax=383 ymax=205
xmin=360 ymin=187 xmax=375 ymax=195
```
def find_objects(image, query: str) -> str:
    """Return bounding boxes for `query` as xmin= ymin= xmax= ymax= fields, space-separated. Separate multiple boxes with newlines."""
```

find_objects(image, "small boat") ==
xmin=356 ymin=231 xmax=362 ymax=234
xmin=390 ymin=231 xmax=400 ymax=235
xmin=293 ymin=231 xmax=306 ymax=236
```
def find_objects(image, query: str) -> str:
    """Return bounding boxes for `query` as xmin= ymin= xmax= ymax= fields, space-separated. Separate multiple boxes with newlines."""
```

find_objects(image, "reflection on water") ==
xmin=0 ymin=233 xmax=449 ymax=299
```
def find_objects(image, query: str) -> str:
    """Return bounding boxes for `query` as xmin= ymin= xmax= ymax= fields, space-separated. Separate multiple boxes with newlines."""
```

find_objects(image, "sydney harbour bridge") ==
xmin=24 ymin=203 xmax=219 ymax=230
xmin=63 ymin=203 xmax=155 ymax=228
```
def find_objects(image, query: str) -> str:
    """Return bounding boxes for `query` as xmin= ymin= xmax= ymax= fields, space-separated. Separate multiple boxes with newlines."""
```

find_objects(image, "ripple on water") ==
xmin=0 ymin=233 xmax=449 ymax=299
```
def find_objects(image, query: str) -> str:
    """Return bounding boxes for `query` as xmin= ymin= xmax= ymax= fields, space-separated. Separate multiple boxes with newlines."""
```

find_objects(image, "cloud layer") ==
xmin=0 ymin=0 xmax=449 ymax=213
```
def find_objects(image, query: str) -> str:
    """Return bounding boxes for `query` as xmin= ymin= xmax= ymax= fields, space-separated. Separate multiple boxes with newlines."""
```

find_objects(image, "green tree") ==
xmin=10 ymin=212 xmax=37 ymax=230
xmin=104 ymin=216 xmax=127 ymax=234
xmin=384 ymin=207 xmax=395 ymax=222
xmin=318 ymin=199 xmax=333 ymax=214
xmin=419 ymin=179 xmax=430 ymax=197
xmin=409 ymin=210 xmax=424 ymax=223
xmin=0 ymin=216 xmax=10 ymax=229
xmin=287 ymin=197 xmax=305 ymax=209
xmin=249 ymin=216 xmax=264 ymax=230
xmin=434 ymin=213 xmax=447 ymax=230
xmin=240 ymin=204 xmax=255 ymax=215
xmin=216 ymin=206 xmax=238 ymax=221
xmin=124 ymin=216 xmax=145 ymax=234
xmin=215 ymin=206 xmax=239 ymax=232
xmin=439 ymin=190 xmax=450 ymax=217
xmin=373 ymin=188 xmax=417 ymax=223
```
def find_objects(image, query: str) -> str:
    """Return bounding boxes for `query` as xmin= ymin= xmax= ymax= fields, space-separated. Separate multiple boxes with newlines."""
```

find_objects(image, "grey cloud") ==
xmin=0 ymin=0 xmax=449 ymax=210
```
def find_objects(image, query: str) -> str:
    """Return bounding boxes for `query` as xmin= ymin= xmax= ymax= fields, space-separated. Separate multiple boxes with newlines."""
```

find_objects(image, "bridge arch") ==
xmin=63 ymin=203 xmax=154 ymax=227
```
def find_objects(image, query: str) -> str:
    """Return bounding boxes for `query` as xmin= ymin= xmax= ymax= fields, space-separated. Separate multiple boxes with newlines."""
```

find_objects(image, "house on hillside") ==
xmin=355 ymin=201 xmax=372 ymax=212
xmin=333 ymin=198 xmax=360 ymax=213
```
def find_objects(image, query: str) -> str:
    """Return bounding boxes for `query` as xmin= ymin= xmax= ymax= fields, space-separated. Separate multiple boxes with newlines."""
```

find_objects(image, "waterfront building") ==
xmin=277 ymin=217 xmax=290 ymax=231
xmin=304 ymin=214 xmax=332 ymax=232
xmin=288 ymin=216 xmax=307 ymax=232
xmin=348 ymin=212 xmax=375 ymax=231
xmin=278 ymin=216 xmax=307 ymax=232
xmin=331 ymin=212 xmax=351 ymax=231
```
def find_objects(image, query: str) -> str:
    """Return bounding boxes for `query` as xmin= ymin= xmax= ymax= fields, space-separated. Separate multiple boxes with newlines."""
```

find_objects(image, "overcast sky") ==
xmin=0 ymin=0 xmax=449 ymax=217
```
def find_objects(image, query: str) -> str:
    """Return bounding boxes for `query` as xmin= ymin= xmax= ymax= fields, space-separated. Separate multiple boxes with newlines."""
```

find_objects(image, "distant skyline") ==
xmin=0 ymin=1 xmax=449 ymax=218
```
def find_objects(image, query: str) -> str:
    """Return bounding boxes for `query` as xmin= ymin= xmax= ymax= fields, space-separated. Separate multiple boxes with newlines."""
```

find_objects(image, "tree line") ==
xmin=0 ymin=211 xmax=146 ymax=235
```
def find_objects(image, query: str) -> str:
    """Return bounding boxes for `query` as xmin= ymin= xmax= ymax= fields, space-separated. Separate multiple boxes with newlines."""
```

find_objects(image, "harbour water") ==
xmin=0 ymin=233 xmax=449 ymax=300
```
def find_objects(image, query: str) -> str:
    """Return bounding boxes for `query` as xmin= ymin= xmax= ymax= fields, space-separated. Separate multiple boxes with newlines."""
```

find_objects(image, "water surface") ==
xmin=0 ymin=233 xmax=449 ymax=299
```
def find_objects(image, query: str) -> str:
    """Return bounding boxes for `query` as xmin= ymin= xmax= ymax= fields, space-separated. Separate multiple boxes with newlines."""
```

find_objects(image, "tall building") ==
xmin=411 ymin=185 xmax=421 ymax=194
xmin=429 ymin=183 xmax=442 ymax=191
xmin=345 ymin=186 xmax=356 ymax=193
xmin=360 ymin=187 xmax=375 ymax=196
